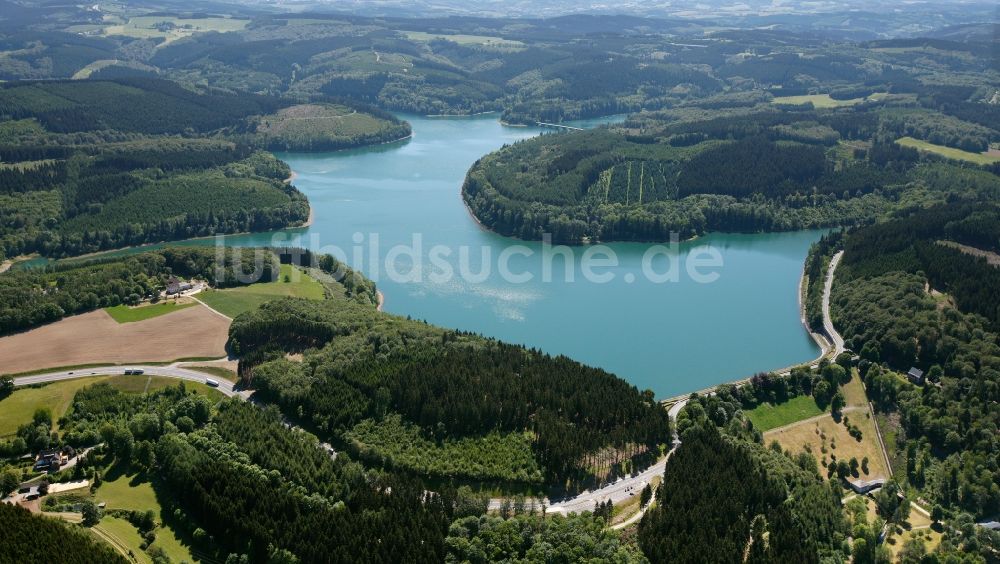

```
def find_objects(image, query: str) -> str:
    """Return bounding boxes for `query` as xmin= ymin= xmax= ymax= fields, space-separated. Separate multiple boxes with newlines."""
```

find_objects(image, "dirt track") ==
xmin=0 ymin=305 xmax=229 ymax=374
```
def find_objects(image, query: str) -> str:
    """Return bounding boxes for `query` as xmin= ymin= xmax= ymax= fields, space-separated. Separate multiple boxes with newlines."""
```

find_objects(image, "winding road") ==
xmin=12 ymin=365 xmax=249 ymax=401
xmin=822 ymin=251 xmax=846 ymax=357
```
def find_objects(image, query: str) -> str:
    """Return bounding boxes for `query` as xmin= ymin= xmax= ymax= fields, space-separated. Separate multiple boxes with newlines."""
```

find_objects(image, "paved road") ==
xmin=13 ymin=365 xmax=249 ymax=400
xmin=822 ymin=251 xmax=846 ymax=358
xmin=489 ymin=398 xmax=688 ymax=516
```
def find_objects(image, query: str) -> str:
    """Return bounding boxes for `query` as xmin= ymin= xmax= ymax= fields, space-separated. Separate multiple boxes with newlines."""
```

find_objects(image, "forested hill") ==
xmin=463 ymin=100 xmax=1000 ymax=243
xmin=831 ymin=203 xmax=1000 ymax=520
xmin=0 ymin=78 xmax=410 ymax=260
xmin=0 ymin=8 xmax=994 ymax=123
xmin=229 ymin=296 xmax=670 ymax=488
xmin=638 ymin=423 xmax=844 ymax=563
xmin=0 ymin=78 xmax=283 ymax=134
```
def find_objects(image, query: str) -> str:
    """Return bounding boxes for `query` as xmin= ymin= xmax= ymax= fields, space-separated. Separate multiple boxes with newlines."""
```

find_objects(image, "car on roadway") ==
xmin=205 ymin=379 xmax=219 ymax=388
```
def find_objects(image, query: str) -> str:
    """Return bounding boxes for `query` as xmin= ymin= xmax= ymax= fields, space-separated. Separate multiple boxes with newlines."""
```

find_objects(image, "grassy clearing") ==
xmin=0 ymin=376 xmax=111 ymax=437
xmin=876 ymin=411 xmax=907 ymax=482
xmin=402 ymin=30 xmax=523 ymax=48
xmin=253 ymin=103 xmax=401 ymax=147
xmin=765 ymin=409 xmax=890 ymax=481
xmin=103 ymin=16 xmax=248 ymax=43
xmin=93 ymin=516 xmax=152 ymax=564
xmin=745 ymin=395 xmax=824 ymax=432
xmin=71 ymin=59 xmax=120 ymax=79
xmin=197 ymin=264 xmax=325 ymax=318
xmin=104 ymin=301 xmax=196 ymax=323
xmin=895 ymin=136 xmax=1000 ymax=165
xmin=102 ymin=375 xmax=224 ymax=398
xmin=94 ymin=467 xmax=195 ymax=563
xmin=840 ymin=372 xmax=869 ymax=409
xmin=96 ymin=470 xmax=160 ymax=512
xmin=886 ymin=505 xmax=941 ymax=559
xmin=771 ymin=93 xmax=867 ymax=108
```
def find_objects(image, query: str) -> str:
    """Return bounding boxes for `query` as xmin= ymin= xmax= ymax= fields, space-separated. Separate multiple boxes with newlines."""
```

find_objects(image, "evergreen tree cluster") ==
xmin=638 ymin=424 xmax=845 ymax=564
xmin=156 ymin=401 xmax=452 ymax=563
xmin=0 ymin=503 xmax=126 ymax=564
xmin=230 ymin=297 xmax=670 ymax=485
xmin=446 ymin=513 xmax=647 ymax=563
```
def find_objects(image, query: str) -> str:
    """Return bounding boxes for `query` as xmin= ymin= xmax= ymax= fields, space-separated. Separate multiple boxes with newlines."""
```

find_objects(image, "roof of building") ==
xmin=907 ymin=367 xmax=924 ymax=378
xmin=846 ymin=478 xmax=886 ymax=493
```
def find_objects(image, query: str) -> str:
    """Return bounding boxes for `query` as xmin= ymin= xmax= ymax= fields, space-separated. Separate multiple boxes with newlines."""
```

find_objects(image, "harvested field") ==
xmin=0 ymin=305 xmax=228 ymax=374
xmin=765 ymin=409 xmax=889 ymax=481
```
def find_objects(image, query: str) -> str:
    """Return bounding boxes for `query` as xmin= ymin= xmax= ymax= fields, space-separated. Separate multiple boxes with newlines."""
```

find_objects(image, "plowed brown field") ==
xmin=0 ymin=305 xmax=229 ymax=374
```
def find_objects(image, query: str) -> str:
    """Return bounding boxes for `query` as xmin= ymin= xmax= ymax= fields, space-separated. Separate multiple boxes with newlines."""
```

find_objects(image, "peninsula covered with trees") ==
xmin=463 ymin=91 xmax=999 ymax=243
xmin=0 ymin=78 xmax=408 ymax=261
xmin=231 ymin=296 xmax=670 ymax=487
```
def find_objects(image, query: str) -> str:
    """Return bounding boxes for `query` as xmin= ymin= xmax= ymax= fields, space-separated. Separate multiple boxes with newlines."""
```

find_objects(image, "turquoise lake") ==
xmin=35 ymin=114 xmax=824 ymax=397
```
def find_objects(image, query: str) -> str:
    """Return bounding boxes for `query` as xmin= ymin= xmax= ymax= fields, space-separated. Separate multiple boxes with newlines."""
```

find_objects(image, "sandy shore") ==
xmin=284 ymin=171 xmax=298 ymax=184
xmin=376 ymin=290 xmax=385 ymax=312
xmin=301 ymin=204 xmax=315 ymax=228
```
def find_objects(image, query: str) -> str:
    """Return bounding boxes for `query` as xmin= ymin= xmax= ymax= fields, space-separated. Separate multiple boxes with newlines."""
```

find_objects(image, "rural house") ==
xmin=33 ymin=448 xmax=64 ymax=471
xmin=907 ymin=367 xmax=925 ymax=385
xmin=166 ymin=277 xmax=193 ymax=296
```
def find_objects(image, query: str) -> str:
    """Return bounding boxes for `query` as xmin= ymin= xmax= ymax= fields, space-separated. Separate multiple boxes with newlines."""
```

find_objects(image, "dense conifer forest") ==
xmin=638 ymin=424 xmax=845 ymax=563
xmin=231 ymin=297 xmax=670 ymax=487
xmin=0 ymin=502 xmax=127 ymax=563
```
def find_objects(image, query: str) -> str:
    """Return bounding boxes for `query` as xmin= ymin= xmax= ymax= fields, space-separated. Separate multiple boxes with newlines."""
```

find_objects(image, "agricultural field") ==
xmin=102 ymin=16 xmax=249 ymax=44
xmin=104 ymin=301 xmax=196 ymax=324
xmin=0 ymin=305 xmax=229 ymax=374
xmin=402 ymin=31 xmax=524 ymax=48
xmin=895 ymin=136 xmax=1000 ymax=165
xmin=745 ymin=395 xmax=824 ymax=432
xmin=0 ymin=376 xmax=110 ymax=437
xmin=197 ymin=264 xmax=325 ymax=318
xmin=771 ymin=93 xmax=871 ymax=108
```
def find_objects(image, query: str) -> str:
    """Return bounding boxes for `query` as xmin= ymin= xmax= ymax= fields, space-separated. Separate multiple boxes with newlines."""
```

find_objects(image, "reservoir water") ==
xmin=36 ymin=114 xmax=824 ymax=397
